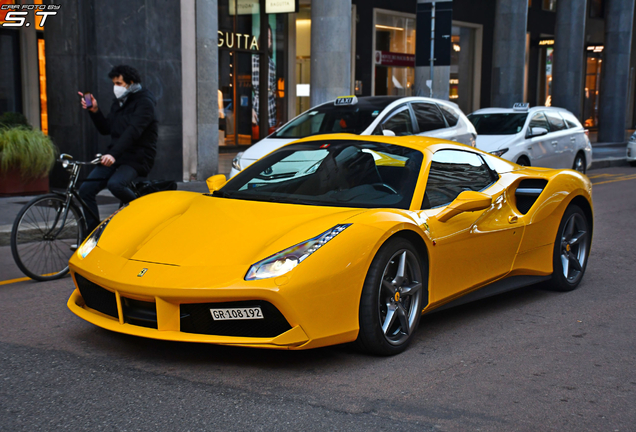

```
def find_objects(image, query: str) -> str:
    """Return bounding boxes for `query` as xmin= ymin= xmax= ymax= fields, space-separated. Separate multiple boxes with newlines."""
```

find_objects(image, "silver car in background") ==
xmin=230 ymin=96 xmax=477 ymax=177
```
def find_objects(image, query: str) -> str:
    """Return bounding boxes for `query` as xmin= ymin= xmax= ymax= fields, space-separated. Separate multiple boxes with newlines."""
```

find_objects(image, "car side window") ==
xmin=527 ymin=112 xmax=550 ymax=136
xmin=545 ymin=111 xmax=567 ymax=132
xmin=560 ymin=111 xmax=582 ymax=129
xmin=381 ymin=108 xmax=414 ymax=136
xmin=411 ymin=103 xmax=447 ymax=133
xmin=422 ymin=150 xmax=495 ymax=209
xmin=438 ymin=104 xmax=459 ymax=127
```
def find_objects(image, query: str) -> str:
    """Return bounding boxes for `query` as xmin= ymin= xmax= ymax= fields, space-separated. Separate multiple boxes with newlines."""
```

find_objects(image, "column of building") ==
xmin=598 ymin=0 xmax=636 ymax=143
xmin=310 ymin=0 xmax=352 ymax=106
xmin=491 ymin=0 xmax=527 ymax=107
xmin=552 ymin=0 xmax=586 ymax=120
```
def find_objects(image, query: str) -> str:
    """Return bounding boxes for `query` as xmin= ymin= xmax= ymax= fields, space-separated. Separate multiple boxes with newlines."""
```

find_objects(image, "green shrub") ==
xmin=0 ymin=112 xmax=32 ymax=129
xmin=0 ymin=127 xmax=57 ymax=179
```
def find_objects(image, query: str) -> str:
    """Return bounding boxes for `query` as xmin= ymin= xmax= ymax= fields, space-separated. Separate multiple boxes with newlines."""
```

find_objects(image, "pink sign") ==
xmin=375 ymin=51 xmax=415 ymax=67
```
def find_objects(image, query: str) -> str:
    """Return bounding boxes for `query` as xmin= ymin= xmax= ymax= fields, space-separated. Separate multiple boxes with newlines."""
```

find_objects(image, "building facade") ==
xmin=2 ymin=0 xmax=635 ymax=185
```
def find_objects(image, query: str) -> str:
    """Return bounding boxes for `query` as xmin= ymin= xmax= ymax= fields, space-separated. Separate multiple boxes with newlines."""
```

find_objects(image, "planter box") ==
xmin=0 ymin=168 xmax=49 ymax=196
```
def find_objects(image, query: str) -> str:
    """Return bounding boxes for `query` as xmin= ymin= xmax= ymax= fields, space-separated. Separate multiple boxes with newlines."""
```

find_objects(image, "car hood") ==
xmin=95 ymin=191 xmax=365 ymax=268
xmin=241 ymin=138 xmax=296 ymax=162
xmin=475 ymin=134 xmax=520 ymax=152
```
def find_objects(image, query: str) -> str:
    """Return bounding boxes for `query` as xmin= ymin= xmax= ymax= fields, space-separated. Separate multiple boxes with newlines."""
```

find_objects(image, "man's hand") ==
xmin=252 ymin=109 xmax=258 ymax=125
xmin=78 ymin=91 xmax=99 ymax=113
xmin=101 ymin=154 xmax=115 ymax=166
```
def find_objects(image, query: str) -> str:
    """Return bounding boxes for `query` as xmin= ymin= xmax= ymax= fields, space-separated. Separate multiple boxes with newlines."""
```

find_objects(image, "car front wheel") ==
xmin=356 ymin=238 xmax=426 ymax=355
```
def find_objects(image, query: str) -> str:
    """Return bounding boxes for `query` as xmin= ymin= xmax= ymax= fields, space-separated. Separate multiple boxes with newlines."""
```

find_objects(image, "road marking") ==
xmin=587 ymin=173 xmax=620 ymax=179
xmin=0 ymin=272 xmax=64 ymax=286
xmin=0 ymin=276 xmax=32 ymax=286
xmin=592 ymin=174 xmax=636 ymax=186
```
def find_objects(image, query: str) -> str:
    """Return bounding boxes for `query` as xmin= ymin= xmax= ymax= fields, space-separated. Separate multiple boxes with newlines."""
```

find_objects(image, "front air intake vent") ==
xmin=515 ymin=179 xmax=548 ymax=214
xmin=74 ymin=273 xmax=118 ymax=319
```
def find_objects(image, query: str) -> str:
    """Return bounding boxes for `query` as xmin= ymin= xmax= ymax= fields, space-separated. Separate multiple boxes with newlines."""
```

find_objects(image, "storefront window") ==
xmin=584 ymin=49 xmax=603 ymax=128
xmin=218 ymin=0 xmax=288 ymax=147
xmin=542 ymin=0 xmax=557 ymax=12
xmin=374 ymin=11 xmax=415 ymax=96
xmin=295 ymin=6 xmax=311 ymax=116
xmin=449 ymin=25 xmax=477 ymax=114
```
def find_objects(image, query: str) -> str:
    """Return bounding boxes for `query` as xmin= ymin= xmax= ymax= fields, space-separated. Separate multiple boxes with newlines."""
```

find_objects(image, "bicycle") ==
xmin=11 ymin=153 xmax=178 ymax=281
xmin=10 ymin=153 xmax=102 ymax=281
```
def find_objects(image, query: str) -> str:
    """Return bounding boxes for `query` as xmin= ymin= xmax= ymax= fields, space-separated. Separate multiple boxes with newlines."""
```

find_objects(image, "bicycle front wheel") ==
xmin=11 ymin=194 xmax=86 ymax=281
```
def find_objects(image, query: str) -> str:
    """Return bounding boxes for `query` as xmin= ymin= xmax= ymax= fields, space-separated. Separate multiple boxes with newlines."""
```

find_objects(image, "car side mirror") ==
xmin=206 ymin=174 xmax=227 ymax=193
xmin=435 ymin=191 xmax=493 ymax=223
xmin=529 ymin=127 xmax=548 ymax=138
xmin=382 ymin=129 xmax=396 ymax=137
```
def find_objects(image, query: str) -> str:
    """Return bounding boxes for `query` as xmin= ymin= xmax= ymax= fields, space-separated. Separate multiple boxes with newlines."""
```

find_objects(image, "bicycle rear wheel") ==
xmin=11 ymin=194 xmax=86 ymax=281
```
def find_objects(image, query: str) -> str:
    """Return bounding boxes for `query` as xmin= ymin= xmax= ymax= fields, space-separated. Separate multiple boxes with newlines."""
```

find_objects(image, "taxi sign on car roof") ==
xmin=512 ymin=102 xmax=530 ymax=111
xmin=334 ymin=95 xmax=358 ymax=106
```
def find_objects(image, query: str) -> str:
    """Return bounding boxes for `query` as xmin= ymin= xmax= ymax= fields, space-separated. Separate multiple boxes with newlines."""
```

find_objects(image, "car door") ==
xmin=437 ymin=103 xmax=474 ymax=146
xmin=526 ymin=111 xmax=560 ymax=168
xmin=376 ymin=105 xmax=416 ymax=136
xmin=411 ymin=103 xmax=453 ymax=140
xmin=417 ymin=149 xmax=524 ymax=303
xmin=560 ymin=110 xmax=585 ymax=166
xmin=543 ymin=110 xmax=572 ymax=168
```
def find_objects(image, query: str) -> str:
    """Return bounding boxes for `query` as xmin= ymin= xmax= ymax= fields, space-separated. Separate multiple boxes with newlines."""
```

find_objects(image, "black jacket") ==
xmin=89 ymin=88 xmax=158 ymax=176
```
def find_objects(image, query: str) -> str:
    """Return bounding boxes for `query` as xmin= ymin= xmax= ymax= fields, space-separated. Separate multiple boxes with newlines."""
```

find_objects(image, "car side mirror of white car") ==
xmin=529 ymin=127 xmax=548 ymax=138
xmin=382 ymin=129 xmax=396 ymax=137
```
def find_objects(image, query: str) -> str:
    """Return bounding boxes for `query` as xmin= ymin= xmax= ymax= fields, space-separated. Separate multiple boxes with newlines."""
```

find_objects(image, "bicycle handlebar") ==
xmin=58 ymin=153 xmax=102 ymax=168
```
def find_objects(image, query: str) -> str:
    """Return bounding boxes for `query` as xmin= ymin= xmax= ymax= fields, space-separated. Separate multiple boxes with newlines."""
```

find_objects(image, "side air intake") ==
xmin=515 ymin=179 xmax=548 ymax=214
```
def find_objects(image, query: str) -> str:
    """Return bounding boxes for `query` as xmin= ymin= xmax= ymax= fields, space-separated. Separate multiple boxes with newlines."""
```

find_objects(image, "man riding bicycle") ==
xmin=79 ymin=65 xmax=157 ymax=232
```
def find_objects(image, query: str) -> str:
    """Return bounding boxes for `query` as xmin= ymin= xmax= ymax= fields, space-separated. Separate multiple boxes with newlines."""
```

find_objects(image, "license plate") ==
xmin=210 ymin=307 xmax=263 ymax=321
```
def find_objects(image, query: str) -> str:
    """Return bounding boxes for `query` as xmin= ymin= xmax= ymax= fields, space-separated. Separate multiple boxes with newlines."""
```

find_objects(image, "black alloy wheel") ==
xmin=356 ymin=237 xmax=426 ymax=355
xmin=546 ymin=204 xmax=591 ymax=291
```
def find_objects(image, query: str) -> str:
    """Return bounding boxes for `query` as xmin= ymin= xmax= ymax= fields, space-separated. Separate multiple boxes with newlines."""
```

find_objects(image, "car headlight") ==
xmin=490 ymin=148 xmax=509 ymax=157
xmin=245 ymin=224 xmax=352 ymax=280
xmin=77 ymin=205 xmax=127 ymax=259
xmin=232 ymin=152 xmax=244 ymax=171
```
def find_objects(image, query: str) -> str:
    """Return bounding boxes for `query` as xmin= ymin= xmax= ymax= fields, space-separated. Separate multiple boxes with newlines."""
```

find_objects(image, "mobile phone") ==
xmin=84 ymin=93 xmax=93 ymax=108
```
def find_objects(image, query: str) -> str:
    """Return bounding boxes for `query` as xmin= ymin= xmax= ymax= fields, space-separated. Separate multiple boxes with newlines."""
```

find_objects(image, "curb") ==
xmin=590 ymin=158 xmax=629 ymax=170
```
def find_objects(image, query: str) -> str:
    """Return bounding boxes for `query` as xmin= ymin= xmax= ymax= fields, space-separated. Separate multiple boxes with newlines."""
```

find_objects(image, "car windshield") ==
xmin=272 ymin=104 xmax=383 ymax=138
xmin=216 ymin=140 xmax=423 ymax=209
xmin=468 ymin=113 xmax=528 ymax=135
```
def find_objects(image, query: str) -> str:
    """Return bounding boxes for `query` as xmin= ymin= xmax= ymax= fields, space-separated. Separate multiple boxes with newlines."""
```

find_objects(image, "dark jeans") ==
xmin=79 ymin=164 xmax=138 ymax=232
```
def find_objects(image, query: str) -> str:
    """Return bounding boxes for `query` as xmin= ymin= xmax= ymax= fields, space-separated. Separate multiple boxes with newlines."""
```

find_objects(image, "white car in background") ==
xmin=627 ymin=131 xmax=636 ymax=166
xmin=468 ymin=104 xmax=592 ymax=173
xmin=230 ymin=96 xmax=477 ymax=177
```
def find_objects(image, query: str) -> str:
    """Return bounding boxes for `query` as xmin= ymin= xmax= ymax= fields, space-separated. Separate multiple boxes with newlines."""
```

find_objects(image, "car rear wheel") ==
xmin=572 ymin=153 xmax=586 ymax=174
xmin=546 ymin=204 xmax=591 ymax=291
xmin=356 ymin=237 xmax=426 ymax=355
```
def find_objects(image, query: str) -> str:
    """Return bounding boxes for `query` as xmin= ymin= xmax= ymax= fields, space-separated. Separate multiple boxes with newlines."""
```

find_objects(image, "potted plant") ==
xmin=0 ymin=112 xmax=57 ymax=196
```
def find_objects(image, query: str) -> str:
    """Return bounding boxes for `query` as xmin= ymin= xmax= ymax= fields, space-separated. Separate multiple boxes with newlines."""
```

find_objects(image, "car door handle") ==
xmin=551 ymin=140 xmax=559 ymax=146
xmin=570 ymin=137 xmax=577 ymax=142
xmin=508 ymin=215 xmax=518 ymax=224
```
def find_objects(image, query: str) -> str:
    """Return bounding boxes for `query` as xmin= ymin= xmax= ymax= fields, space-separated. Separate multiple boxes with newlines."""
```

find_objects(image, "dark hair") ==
xmin=108 ymin=65 xmax=141 ymax=84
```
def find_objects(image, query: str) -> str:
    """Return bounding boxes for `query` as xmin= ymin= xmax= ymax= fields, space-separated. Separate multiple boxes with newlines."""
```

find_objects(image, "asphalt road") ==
xmin=1 ymin=167 xmax=635 ymax=431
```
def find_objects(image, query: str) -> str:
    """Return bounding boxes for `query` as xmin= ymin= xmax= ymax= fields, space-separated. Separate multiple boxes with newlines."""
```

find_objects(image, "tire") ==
xmin=545 ymin=204 xmax=591 ymax=292
xmin=356 ymin=237 xmax=427 ymax=355
xmin=516 ymin=156 xmax=531 ymax=167
xmin=11 ymin=195 xmax=86 ymax=281
xmin=572 ymin=153 xmax=586 ymax=174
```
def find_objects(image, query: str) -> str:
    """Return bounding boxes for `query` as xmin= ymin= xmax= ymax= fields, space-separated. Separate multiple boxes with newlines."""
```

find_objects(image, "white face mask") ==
xmin=113 ymin=84 xmax=128 ymax=99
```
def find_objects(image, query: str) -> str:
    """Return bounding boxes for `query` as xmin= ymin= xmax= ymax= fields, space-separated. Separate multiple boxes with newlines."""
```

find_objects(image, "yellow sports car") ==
xmin=68 ymin=134 xmax=593 ymax=355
